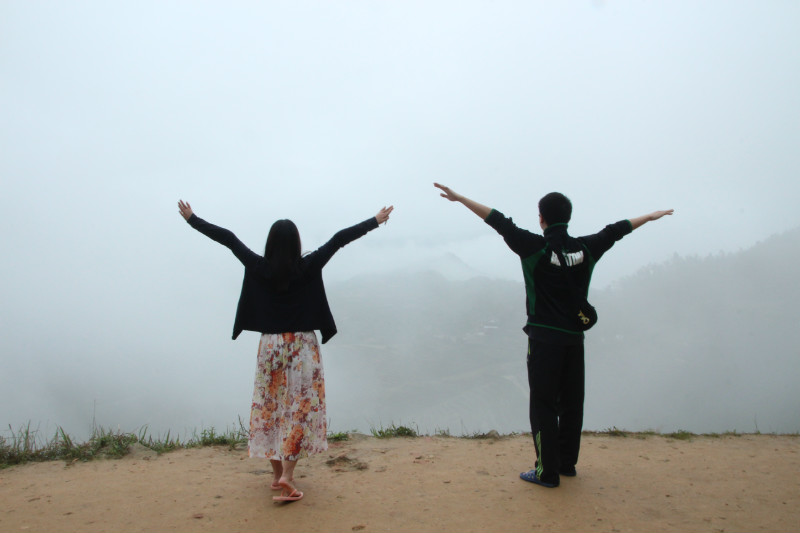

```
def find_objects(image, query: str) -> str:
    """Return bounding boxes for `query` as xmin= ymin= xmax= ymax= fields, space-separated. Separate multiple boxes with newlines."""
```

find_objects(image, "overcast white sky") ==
xmin=2 ymin=1 xmax=799 ymax=436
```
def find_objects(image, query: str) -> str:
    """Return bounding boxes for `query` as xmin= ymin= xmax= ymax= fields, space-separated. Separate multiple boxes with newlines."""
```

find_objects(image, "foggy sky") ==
xmin=2 ymin=1 xmax=799 ymax=439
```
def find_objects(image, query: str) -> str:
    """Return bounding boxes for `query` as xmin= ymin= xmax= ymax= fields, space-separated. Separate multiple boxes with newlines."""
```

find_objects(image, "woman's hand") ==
xmin=178 ymin=200 xmax=194 ymax=220
xmin=375 ymin=205 xmax=394 ymax=225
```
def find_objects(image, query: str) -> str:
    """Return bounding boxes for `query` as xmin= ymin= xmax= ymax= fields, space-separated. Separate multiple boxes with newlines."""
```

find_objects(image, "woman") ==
xmin=178 ymin=199 xmax=393 ymax=502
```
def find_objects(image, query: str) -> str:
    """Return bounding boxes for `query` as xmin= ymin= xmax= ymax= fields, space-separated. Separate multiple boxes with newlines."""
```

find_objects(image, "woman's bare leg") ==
xmin=273 ymin=459 xmax=303 ymax=502
xmin=270 ymin=459 xmax=283 ymax=489
xmin=278 ymin=460 xmax=299 ymax=494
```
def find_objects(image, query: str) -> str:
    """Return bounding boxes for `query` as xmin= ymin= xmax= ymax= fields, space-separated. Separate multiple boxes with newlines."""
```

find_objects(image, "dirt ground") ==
xmin=1 ymin=433 xmax=798 ymax=533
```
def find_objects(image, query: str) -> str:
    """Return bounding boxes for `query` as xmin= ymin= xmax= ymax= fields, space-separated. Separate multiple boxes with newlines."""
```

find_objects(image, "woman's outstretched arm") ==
xmin=310 ymin=205 xmax=394 ymax=269
xmin=375 ymin=205 xmax=393 ymax=225
xmin=178 ymin=199 xmax=194 ymax=220
xmin=178 ymin=200 xmax=263 ymax=271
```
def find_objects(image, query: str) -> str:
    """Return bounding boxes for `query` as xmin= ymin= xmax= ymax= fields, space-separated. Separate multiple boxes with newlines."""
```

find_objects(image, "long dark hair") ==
xmin=264 ymin=219 xmax=301 ymax=291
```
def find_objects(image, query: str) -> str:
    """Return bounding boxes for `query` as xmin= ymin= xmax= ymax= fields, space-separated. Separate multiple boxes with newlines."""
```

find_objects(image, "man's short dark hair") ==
xmin=538 ymin=192 xmax=572 ymax=225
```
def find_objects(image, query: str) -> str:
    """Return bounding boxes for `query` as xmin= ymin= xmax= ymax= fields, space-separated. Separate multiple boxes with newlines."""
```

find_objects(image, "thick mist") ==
xmin=3 ymin=229 xmax=799 ymax=441
xmin=327 ymin=228 xmax=800 ymax=436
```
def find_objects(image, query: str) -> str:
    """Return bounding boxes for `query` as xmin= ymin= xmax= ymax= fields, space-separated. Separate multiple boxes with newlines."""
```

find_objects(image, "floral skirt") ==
xmin=248 ymin=331 xmax=328 ymax=460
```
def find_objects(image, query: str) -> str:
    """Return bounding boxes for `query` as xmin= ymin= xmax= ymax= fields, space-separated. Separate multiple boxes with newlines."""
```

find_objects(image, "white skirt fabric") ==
xmin=248 ymin=331 xmax=328 ymax=460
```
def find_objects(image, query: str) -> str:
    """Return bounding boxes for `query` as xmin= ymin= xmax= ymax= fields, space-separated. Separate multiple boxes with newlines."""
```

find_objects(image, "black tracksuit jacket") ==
xmin=484 ymin=209 xmax=632 ymax=343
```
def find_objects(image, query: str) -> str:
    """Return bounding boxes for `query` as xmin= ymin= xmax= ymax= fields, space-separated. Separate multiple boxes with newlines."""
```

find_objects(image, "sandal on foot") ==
xmin=273 ymin=489 xmax=304 ymax=502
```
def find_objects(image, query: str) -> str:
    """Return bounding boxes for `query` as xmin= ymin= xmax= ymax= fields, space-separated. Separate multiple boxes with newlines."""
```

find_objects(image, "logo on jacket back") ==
xmin=550 ymin=250 xmax=584 ymax=267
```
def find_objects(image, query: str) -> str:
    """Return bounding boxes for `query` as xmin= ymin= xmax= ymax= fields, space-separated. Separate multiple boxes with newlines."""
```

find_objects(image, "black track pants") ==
xmin=527 ymin=338 xmax=585 ymax=485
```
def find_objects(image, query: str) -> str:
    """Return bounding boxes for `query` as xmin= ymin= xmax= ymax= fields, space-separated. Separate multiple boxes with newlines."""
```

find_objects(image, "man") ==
xmin=434 ymin=183 xmax=673 ymax=488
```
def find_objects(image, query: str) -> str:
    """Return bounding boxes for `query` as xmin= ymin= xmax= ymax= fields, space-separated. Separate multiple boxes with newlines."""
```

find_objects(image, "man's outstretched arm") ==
xmin=629 ymin=209 xmax=674 ymax=230
xmin=434 ymin=182 xmax=542 ymax=257
xmin=434 ymin=183 xmax=492 ymax=220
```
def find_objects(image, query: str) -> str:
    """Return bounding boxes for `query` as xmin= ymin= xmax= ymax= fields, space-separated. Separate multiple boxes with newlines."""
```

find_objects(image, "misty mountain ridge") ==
xmin=324 ymin=227 xmax=800 ymax=435
xmin=6 ymin=230 xmax=797 ymax=442
xmin=347 ymin=251 xmax=489 ymax=283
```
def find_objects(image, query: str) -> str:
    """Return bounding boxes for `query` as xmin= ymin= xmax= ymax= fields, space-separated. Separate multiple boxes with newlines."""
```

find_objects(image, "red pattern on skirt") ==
xmin=248 ymin=332 xmax=328 ymax=460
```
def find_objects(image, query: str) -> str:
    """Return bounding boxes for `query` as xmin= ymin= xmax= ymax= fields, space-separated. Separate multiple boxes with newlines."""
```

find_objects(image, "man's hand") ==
xmin=630 ymin=209 xmax=674 ymax=230
xmin=433 ymin=182 xmax=491 ymax=220
xmin=648 ymin=209 xmax=674 ymax=221
xmin=434 ymin=182 xmax=462 ymax=202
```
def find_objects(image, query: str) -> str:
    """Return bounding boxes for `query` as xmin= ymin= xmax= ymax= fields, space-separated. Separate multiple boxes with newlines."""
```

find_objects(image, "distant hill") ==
xmin=325 ymin=270 xmax=530 ymax=434
xmin=587 ymin=225 xmax=800 ymax=433
xmin=324 ymin=228 xmax=800 ymax=434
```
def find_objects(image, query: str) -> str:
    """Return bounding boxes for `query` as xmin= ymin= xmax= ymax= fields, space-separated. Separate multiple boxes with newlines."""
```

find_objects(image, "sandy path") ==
xmin=1 ymin=434 xmax=798 ymax=533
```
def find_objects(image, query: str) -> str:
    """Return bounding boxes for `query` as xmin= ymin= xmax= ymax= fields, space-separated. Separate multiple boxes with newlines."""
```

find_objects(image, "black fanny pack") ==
xmin=573 ymin=298 xmax=597 ymax=331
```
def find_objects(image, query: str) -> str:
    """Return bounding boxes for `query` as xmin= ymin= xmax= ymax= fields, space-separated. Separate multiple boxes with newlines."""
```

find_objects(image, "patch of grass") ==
xmin=582 ymin=428 xmax=774 ymax=440
xmin=370 ymin=423 xmax=417 ymax=439
xmin=195 ymin=426 xmax=245 ymax=447
xmin=0 ymin=422 xmax=51 ymax=466
xmin=141 ymin=423 xmax=247 ymax=452
xmin=327 ymin=431 xmax=351 ymax=442
xmin=465 ymin=429 xmax=503 ymax=439
xmin=0 ymin=424 xmax=141 ymax=468
xmin=583 ymin=428 xmax=658 ymax=439
xmin=664 ymin=429 xmax=695 ymax=441
xmin=603 ymin=426 xmax=629 ymax=437
xmin=137 ymin=427 xmax=185 ymax=454
xmin=1 ymin=419 xmax=250 ymax=469
xmin=5 ymin=419 xmax=796 ymax=469
xmin=84 ymin=427 xmax=139 ymax=459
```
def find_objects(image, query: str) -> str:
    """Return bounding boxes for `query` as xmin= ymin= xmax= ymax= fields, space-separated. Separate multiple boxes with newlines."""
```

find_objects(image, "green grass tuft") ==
xmin=1 ymin=418 xmax=249 ymax=469
xmin=464 ymin=430 xmax=503 ymax=439
xmin=0 ymin=424 xmax=142 ymax=467
xmin=603 ymin=426 xmax=629 ymax=437
xmin=327 ymin=431 xmax=351 ymax=442
xmin=664 ymin=429 xmax=695 ymax=441
xmin=370 ymin=423 xmax=418 ymax=438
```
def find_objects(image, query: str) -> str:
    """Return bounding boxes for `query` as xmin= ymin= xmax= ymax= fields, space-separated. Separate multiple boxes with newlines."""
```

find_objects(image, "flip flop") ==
xmin=273 ymin=489 xmax=304 ymax=502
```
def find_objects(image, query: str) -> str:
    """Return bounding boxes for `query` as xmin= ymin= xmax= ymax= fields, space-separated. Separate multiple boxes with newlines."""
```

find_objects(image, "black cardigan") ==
xmin=187 ymin=214 xmax=379 ymax=343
